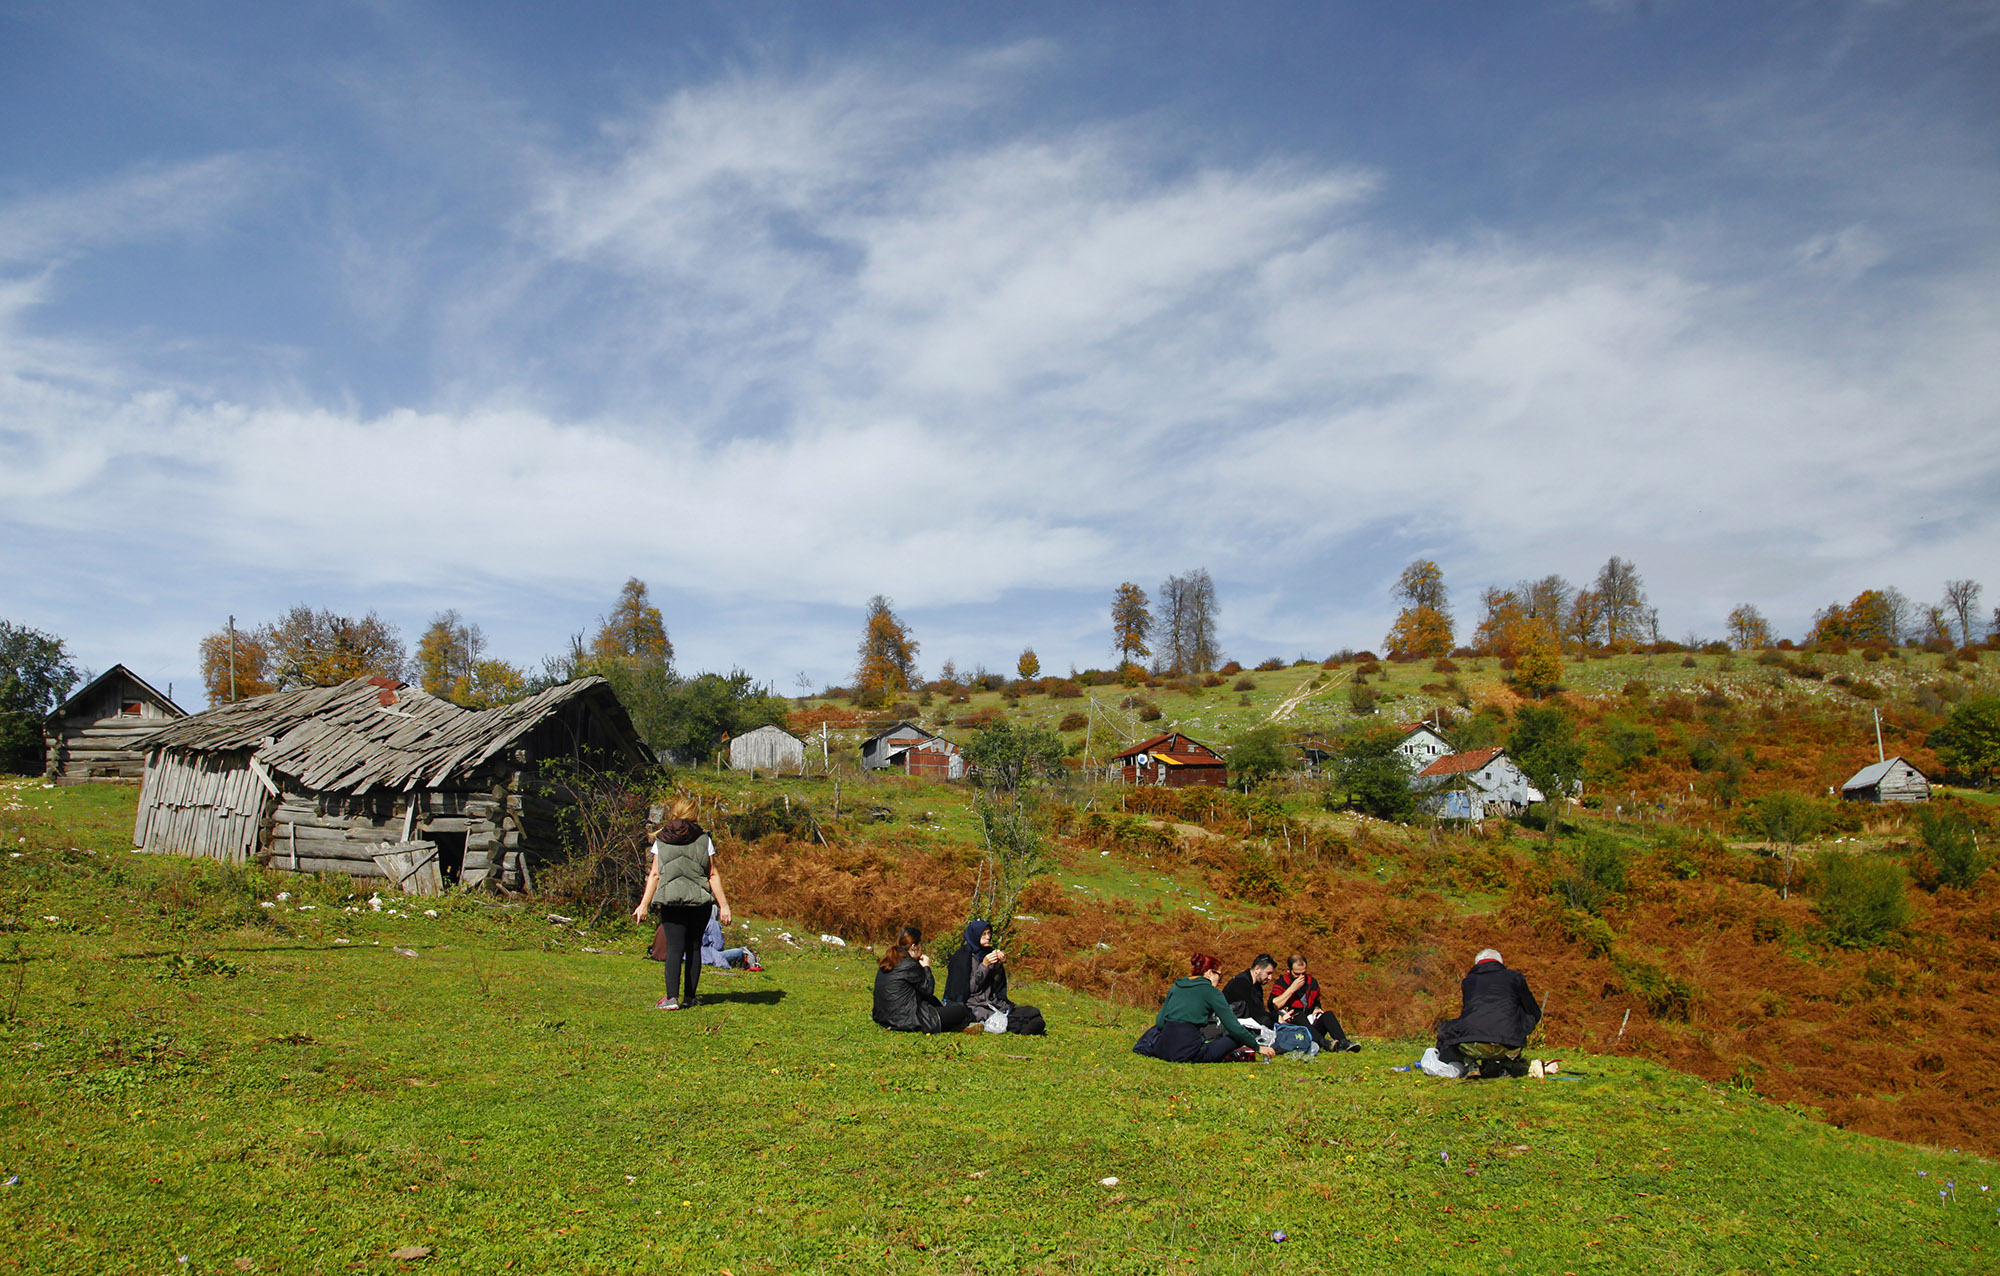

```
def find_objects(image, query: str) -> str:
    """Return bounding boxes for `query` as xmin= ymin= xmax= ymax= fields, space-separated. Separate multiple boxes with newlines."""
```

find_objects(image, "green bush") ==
xmin=1812 ymin=853 xmax=1910 ymax=947
xmin=1912 ymin=808 xmax=1991 ymax=891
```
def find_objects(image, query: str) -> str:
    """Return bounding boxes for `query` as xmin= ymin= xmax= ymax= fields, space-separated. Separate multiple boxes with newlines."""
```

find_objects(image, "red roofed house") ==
xmin=1113 ymin=732 xmax=1227 ymax=788
xmin=1411 ymin=747 xmax=1544 ymax=818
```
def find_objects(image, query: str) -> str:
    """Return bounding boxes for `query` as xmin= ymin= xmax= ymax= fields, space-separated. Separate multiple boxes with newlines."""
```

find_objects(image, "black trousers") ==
xmin=937 ymin=1003 xmax=975 ymax=1033
xmin=1154 ymin=1020 xmax=1239 ymax=1063
xmin=1295 ymin=1007 xmax=1348 ymax=1048
xmin=652 ymin=904 xmax=709 ymax=1003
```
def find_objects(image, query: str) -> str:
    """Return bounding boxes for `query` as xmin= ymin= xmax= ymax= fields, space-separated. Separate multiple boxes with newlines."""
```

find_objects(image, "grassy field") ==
xmin=4 ymin=781 xmax=1998 ymax=1274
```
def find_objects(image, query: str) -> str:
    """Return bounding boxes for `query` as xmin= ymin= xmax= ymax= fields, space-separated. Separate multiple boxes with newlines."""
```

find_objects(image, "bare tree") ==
xmin=1878 ymin=586 xmax=1914 ymax=646
xmin=1944 ymin=579 xmax=1984 ymax=647
xmin=1156 ymin=569 xmax=1220 ymax=674
xmin=1593 ymin=557 xmax=1649 ymax=646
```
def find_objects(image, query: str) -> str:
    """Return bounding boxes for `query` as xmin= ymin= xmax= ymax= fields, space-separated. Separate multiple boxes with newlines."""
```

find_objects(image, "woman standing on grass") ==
xmin=872 ymin=925 xmax=976 ymax=1034
xmin=1137 ymin=954 xmax=1275 ymax=1063
xmin=633 ymin=797 xmax=732 ymax=1011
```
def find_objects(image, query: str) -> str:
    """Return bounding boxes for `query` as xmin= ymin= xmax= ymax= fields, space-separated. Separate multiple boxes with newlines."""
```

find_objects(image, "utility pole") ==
xmin=1873 ymin=708 xmax=1884 ymax=763
xmin=227 ymin=615 xmax=237 ymax=702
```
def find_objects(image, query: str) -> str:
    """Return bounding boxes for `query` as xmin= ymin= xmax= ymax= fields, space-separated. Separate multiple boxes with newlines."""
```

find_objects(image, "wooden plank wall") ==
xmin=48 ymin=718 xmax=175 ymax=785
xmin=133 ymin=751 xmax=274 ymax=863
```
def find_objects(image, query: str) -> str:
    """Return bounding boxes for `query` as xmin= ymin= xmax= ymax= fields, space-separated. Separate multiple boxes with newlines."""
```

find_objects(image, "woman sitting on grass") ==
xmin=945 ymin=918 xmax=1047 ymax=1035
xmin=1137 ymin=954 xmax=1276 ymax=1063
xmin=872 ymin=925 xmax=976 ymax=1034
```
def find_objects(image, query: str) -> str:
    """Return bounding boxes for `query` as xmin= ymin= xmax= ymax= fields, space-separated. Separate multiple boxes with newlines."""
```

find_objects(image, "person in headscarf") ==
xmin=1435 ymin=948 xmax=1542 ymax=1078
xmin=952 ymin=918 xmax=1046 ymax=1035
xmin=1136 ymin=954 xmax=1275 ymax=1063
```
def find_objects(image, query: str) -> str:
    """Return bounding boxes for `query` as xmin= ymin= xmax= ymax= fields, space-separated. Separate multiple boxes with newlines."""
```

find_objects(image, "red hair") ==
xmin=1190 ymin=953 xmax=1220 ymax=978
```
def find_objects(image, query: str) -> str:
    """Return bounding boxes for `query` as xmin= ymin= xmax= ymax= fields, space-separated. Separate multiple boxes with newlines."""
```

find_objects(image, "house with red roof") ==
xmin=1112 ymin=731 xmax=1227 ymax=788
xmin=1411 ymin=746 xmax=1544 ymax=817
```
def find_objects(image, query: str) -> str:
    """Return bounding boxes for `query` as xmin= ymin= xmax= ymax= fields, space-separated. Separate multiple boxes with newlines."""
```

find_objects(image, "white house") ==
xmin=1411 ymin=746 xmax=1545 ymax=818
xmin=1396 ymin=723 xmax=1454 ymax=772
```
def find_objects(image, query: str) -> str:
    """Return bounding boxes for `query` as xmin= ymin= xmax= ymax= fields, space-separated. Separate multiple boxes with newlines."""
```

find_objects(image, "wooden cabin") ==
xmin=1113 ymin=732 xmax=1226 ymax=788
xmin=1395 ymin=723 xmax=1454 ymax=771
xmin=1840 ymin=757 xmax=1931 ymax=803
xmin=728 ymin=723 xmax=807 ymax=774
xmin=859 ymin=721 xmax=962 ymax=779
xmin=44 ymin=665 xmax=185 ymax=785
xmin=133 ymin=675 xmax=650 ymax=892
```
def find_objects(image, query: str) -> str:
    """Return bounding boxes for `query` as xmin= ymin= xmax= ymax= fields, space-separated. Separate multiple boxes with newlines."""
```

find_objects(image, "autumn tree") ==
xmin=1565 ymin=589 xmax=1602 ymax=651
xmin=1157 ymin=569 xmax=1220 ymax=674
xmin=264 ymin=606 xmax=405 ymax=687
xmin=1016 ymin=648 xmax=1040 ymax=680
xmin=197 ymin=626 xmax=276 ymax=703
xmin=854 ymin=595 xmax=920 ymax=708
xmin=1111 ymin=582 xmax=1151 ymax=672
xmin=1593 ymin=557 xmax=1649 ymax=647
xmin=1472 ymin=587 xmax=1524 ymax=658
xmin=416 ymin=610 xmax=486 ymax=699
xmin=1943 ymin=580 xmax=1984 ymax=647
xmin=1384 ymin=559 xmax=1454 ymax=659
xmin=1812 ymin=590 xmax=1898 ymax=646
xmin=1513 ymin=628 xmax=1564 ymax=697
xmin=1930 ymin=693 xmax=2000 ymax=787
xmin=591 ymin=578 xmax=672 ymax=668
xmin=1726 ymin=604 xmax=1773 ymax=651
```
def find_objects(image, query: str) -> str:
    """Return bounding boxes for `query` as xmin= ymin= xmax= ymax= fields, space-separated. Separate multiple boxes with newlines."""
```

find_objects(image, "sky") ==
xmin=3 ymin=0 xmax=1997 ymax=707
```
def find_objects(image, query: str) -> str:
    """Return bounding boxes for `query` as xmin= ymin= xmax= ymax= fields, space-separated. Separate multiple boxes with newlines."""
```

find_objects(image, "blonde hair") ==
xmin=669 ymin=795 xmax=698 ymax=821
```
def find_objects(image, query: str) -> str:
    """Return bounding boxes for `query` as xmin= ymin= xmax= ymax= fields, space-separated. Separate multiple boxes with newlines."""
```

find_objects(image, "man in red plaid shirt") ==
xmin=1269 ymin=953 xmax=1363 ymax=1052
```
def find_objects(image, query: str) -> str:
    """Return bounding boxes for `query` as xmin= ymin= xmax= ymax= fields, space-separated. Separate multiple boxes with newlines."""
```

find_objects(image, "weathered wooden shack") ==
xmin=1840 ymin=756 xmax=1930 ymax=803
xmin=728 ymin=723 xmax=807 ymax=774
xmin=1410 ymin=746 xmax=1545 ymax=817
xmin=133 ymin=675 xmax=650 ymax=891
xmin=1113 ymin=732 xmax=1227 ymax=788
xmin=44 ymin=664 xmax=186 ymax=785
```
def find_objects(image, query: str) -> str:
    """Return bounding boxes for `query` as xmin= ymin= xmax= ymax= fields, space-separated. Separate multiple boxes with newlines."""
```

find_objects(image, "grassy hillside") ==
xmin=4 ymin=781 xmax=1999 ymax=1273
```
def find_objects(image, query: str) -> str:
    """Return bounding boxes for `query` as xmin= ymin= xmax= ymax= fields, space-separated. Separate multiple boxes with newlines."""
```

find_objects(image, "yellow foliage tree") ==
xmin=854 ymin=595 xmax=920 ymax=708
xmin=197 ymin=628 xmax=276 ymax=704
xmin=592 ymin=578 xmax=672 ymax=668
xmin=1514 ymin=628 xmax=1563 ymax=697
xmin=1017 ymin=648 xmax=1040 ymax=680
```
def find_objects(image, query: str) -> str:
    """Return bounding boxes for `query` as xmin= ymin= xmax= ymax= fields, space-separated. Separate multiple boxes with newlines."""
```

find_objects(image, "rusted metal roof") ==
xmin=1416 ymin=746 xmax=1506 ymax=778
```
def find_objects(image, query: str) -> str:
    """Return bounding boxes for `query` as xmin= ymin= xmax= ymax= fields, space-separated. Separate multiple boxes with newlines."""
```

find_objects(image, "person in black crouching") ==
xmin=1435 ymin=948 xmax=1543 ymax=1078
xmin=872 ymin=925 xmax=976 ymax=1034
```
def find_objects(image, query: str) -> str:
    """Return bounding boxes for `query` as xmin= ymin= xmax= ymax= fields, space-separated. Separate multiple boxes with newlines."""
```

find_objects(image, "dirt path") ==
xmin=1267 ymin=667 xmax=1350 ymax=724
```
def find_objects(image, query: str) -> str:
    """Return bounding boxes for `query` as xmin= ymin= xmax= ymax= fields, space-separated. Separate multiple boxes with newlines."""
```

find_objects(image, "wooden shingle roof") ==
xmin=142 ymin=675 xmax=645 ymax=793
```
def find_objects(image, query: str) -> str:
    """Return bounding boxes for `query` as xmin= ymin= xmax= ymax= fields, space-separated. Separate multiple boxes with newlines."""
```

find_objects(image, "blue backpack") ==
xmin=1272 ymin=1024 xmax=1316 ymax=1055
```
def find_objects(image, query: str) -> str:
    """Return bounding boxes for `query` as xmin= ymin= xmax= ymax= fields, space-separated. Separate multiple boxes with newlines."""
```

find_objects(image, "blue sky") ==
xmin=3 ymin=1 xmax=1997 ymax=705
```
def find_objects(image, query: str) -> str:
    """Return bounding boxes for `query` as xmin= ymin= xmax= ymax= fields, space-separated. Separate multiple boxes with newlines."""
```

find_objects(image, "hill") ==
xmin=3 ymin=779 xmax=1998 ymax=1273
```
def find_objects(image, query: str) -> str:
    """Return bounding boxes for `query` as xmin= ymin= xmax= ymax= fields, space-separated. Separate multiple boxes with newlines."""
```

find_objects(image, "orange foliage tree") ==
xmin=1384 ymin=559 xmax=1454 ymax=658
xmin=854 ymin=595 xmax=920 ymax=708
xmin=591 ymin=578 xmax=672 ymax=668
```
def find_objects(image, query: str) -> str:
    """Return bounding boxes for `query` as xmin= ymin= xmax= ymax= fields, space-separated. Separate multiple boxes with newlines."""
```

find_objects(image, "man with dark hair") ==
xmin=1223 ymin=954 xmax=1278 ymax=1024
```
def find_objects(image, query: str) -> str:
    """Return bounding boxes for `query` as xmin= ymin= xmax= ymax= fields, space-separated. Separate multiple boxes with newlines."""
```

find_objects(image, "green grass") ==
xmin=5 ymin=781 xmax=1998 ymax=1274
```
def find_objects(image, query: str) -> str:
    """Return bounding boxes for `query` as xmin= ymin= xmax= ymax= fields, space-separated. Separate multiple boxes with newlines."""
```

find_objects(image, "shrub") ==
xmin=1255 ymin=657 xmax=1286 ymax=672
xmin=1049 ymin=680 xmax=1082 ymax=699
xmin=1056 ymin=712 xmax=1087 ymax=732
xmin=1812 ymin=853 xmax=1909 ymax=946
xmin=1217 ymin=661 xmax=1244 ymax=676
xmin=1622 ymin=680 xmax=1651 ymax=699
xmin=1355 ymin=659 xmax=1382 ymax=677
xmin=1232 ymin=677 xmax=1256 ymax=692
xmin=1430 ymin=657 xmax=1459 ymax=674
xmin=1957 ymin=647 xmax=1982 ymax=663
xmin=1680 ymin=656 xmax=1697 ymax=668
xmin=1138 ymin=704 xmax=1163 ymax=721
xmin=955 ymin=707 xmax=1004 ymax=729
xmin=1702 ymin=641 xmax=1730 ymax=655
xmin=1348 ymin=682 xmax=1380 ymax=715
xmin=1202 ymin=673 xmax=1226 ymax=688
xmin=1911 ymin=808 xmax=1991 ymax=891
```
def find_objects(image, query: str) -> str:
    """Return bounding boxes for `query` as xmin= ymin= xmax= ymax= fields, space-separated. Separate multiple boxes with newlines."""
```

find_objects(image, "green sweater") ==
xmin=1155 ymin=977 xmax=1257 ymax=1047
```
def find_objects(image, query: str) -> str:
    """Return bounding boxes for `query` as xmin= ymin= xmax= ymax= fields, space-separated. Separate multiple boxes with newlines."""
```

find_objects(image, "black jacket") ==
xmin=1223 ymin=969 xmax=1269 ymax=1023
xmin=872 ymin=957 xmax=944 ymax=1033
xmin=1436 ymin=960 xmax=1541 ymax=1051
xmin=942 ymin=944 xmax=975 ymax=1005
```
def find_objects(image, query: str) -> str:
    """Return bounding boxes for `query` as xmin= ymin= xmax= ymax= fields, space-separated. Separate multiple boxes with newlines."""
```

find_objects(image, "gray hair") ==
xmin=1474 ymin=948 xmax=1503 ymax=965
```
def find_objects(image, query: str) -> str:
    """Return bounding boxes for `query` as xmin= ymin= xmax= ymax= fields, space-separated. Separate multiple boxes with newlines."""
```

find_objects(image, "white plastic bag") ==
xmin=1418 ymin=1046 xmax=1465 ymax=1078
xmin=983 ymin=1011 xmax=1009 ymax=1034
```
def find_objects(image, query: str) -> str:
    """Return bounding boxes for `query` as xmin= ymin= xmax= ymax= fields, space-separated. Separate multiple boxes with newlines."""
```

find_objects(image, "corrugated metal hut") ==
xmin=1840 ymin=757 xmax=1930 ymax=803
xmin=728 ymin=723 xmax=807 ymax=774
xmin=133 ymin=675 xmax=650 ymax=891
xmin=1113 ymin=732 xmax=1226 ymax=788
xmin=44 ymin=664 xmax=186 ymax=785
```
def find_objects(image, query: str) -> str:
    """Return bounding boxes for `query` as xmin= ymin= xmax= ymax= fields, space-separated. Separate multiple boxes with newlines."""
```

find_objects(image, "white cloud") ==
xmin=4 ymin=45 xmax=1998 ymax=688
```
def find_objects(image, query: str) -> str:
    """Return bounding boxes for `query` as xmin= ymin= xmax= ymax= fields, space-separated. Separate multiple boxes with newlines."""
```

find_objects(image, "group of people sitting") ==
xmin=871 ymin=921 xmax=1049 ymax=1036
xmin=1136 ymin=951 xmax=1365 ymax=1063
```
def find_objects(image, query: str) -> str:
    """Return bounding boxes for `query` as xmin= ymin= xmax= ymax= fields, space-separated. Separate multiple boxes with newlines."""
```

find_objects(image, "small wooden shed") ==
xmin=729 ymin=723 xmax=807 ymax=774
xmin=44 ymin=665 xmax=186 ymax=785
xmin=133 ymin=675 xmax=650 ymax=891
xmin=1113 ymin=732 xmax=1226 ymax=788
xmin=1840 ymin=757 xmax=1931 ymax=803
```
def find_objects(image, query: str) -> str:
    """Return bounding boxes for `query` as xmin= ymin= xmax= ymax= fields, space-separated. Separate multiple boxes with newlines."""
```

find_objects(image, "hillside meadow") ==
xmin=4 ymin=777 xmax=1999 ymax=1274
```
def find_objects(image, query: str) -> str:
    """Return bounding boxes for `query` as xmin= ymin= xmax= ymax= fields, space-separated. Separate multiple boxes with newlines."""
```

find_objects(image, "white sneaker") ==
xmin=1528 ymin=1059 xmax=1545 ymax=1079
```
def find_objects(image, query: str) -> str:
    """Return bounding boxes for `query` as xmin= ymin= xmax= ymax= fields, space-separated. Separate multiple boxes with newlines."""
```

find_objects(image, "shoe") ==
xmin=1544 ymin=1060 xmax=1561 ymax=1075
xmin=745 ymin=961 xmax=763 ymax=972
xmin=1342 ymin=1040 xmax=1364 ymax=1053
xmin=654 ymin=996 xmax=679 ymax=1011
xmin=683 ymin=996 xmax=702 ymax=1009
xmin=1529 ymin=1060 xmax=1545 ymax=1079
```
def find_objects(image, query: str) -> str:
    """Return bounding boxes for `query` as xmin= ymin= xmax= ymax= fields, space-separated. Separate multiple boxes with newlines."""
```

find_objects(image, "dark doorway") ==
xmin=430 ymin=831 xmax=467 ymax=885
